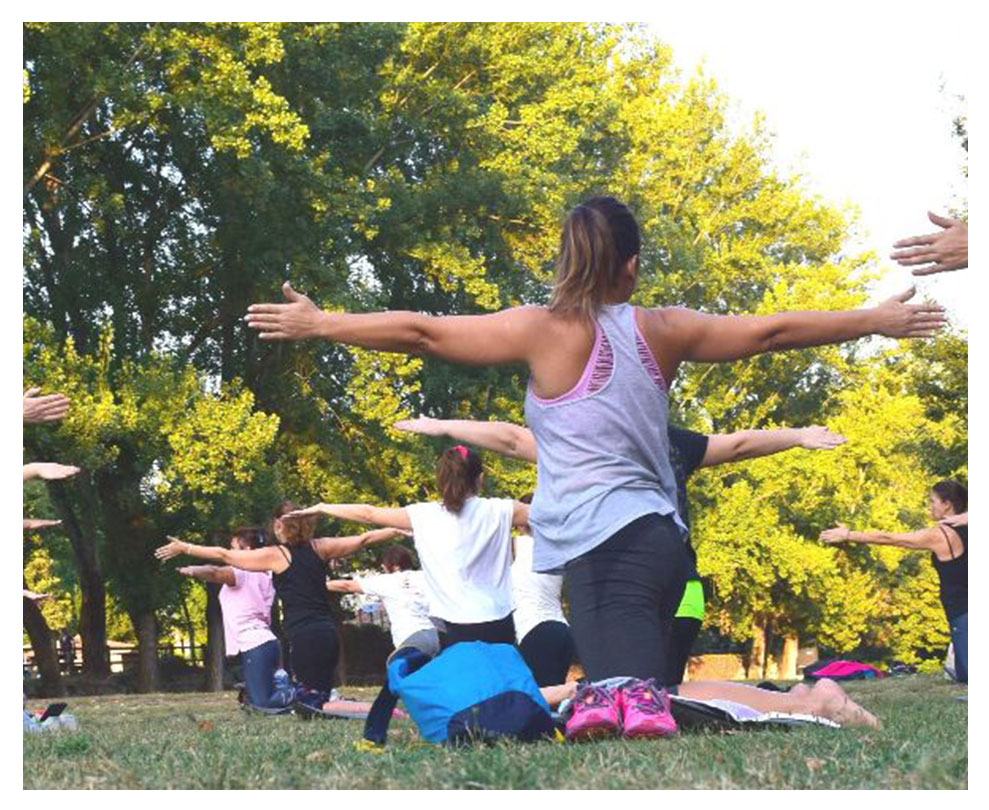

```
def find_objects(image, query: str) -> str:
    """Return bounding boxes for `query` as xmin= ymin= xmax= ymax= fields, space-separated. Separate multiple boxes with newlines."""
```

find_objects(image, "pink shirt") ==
xmin=218 ymin=569 xmax=277 ymax=654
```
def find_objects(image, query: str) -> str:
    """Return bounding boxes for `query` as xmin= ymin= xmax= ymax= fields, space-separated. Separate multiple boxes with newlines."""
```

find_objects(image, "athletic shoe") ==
xmin=619 ymin=678 xmax=677 ymax=739
xmin=565 ymin=683 xmax=622 ymax=741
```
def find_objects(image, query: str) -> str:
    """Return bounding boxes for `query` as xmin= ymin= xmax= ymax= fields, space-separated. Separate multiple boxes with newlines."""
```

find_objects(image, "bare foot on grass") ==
xmin=810 ymin=678 xmax=880 ymax=729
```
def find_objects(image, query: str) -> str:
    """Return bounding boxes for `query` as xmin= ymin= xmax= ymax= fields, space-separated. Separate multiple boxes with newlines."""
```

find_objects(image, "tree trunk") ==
xmin=132 ymin=611 xmax=159 ymax=693
xmin=23 ymin=595 xmax=65 ymax=697
xmin=204 ymin=583 xmax=225 ymax=692
xmin=780 ymin=633 xmax=800 ymax=680
xmin=763 ymin=620 xmax=779 ymax=679
xmin=747 ymin=622 xmax=767 ymax=680
xmin=46 ymin=479 xmax=109 ymax=677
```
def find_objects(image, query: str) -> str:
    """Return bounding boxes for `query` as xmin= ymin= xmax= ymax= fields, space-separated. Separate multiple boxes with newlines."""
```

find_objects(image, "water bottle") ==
xmin=273 ymin=668 xmax=291 ymax=690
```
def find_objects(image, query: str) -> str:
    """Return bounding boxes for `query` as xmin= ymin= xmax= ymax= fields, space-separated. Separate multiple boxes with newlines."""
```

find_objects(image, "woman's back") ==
xmin=931 ymin=524 xmax=967 ymax=620
xmin=524 ymin=303 xmax=684 ymax=571
xmin=272 ymin=542 xmax=334 ymax=634
xmin=405 ymin=496 xmax=515 ymax=624
xmin=218 ymin=569 xmax=276 ymax=654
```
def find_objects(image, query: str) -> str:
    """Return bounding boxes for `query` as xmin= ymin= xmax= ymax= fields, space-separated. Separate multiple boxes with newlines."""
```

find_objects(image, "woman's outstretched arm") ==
xmin=312 ymin=527 xmax=411 ymax=561
xmin=284 ymin=503 xmax=413 ymax=531
xmin=701 ymin=426 xmax=847 ymax=468
xmin=326 ymin=579 xmax=364 ymax=594
xmin=645 ymin=287 xmax=946 ymax=381
xmin=176 ymin=565 xmax=238 ymax=586
xmin=818 ymin=524 xmax=941 ymax=552
xmin=395 ymin=416 xmax=539 ymax=463
xmin=155 ymin=537 xmax=289 ymax=573
xmin=246 ymin=282 xmax=542 ymax=366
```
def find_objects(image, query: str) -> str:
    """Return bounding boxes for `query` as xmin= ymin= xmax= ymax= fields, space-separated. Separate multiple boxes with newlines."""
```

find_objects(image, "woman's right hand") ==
xmin=155 ymin=536 xmax=189 ymax=561
xmin=819 ymin=524 xmax=852 ymax=544
xmin=393 ymin=416 xmax=443 ymax=436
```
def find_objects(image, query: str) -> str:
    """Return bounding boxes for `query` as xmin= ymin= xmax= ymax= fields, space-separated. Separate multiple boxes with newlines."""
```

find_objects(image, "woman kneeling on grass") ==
xmin=174 ymin=526 xmax=293 ymax=711
xmin=246 ymin=196 xmax=919 ymax=735
xmin=288 ymin=445 xmax=529 ymax=649
xmin=821 ymin=480 xmax=968 ymax=684
xmin=156 ymin=502 xmax=406 ymax=704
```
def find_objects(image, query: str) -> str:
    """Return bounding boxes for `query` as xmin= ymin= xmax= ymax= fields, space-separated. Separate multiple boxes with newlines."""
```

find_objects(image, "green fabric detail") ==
xmin=675 ymin=579 xmax=705 ymax=620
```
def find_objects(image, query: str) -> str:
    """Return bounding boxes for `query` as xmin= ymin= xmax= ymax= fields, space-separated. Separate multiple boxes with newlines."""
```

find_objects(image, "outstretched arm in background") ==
xmin=176 ymin=565 xmax=238 ymax=586
xmin=891 ymin=212 xmax=968 ymax=276
xmin=155 ymin=537 xmax=289 ymax=574
xmin=312 ymin=527 xmax=411 ymax=561
xmin=23 ymin=462 xmax=81 ymax=482
xmin=326 ymin=579 xmax=364 ymax=594
xmin=285 ymin=503 xmax=413 ymax=531
xmin=819 ymin=524 xmax=947 ymax=553
xmin=701 ymin=426 xmax=846 ymax=467
xmin=395 ymin=416 xmax=538 ymax=463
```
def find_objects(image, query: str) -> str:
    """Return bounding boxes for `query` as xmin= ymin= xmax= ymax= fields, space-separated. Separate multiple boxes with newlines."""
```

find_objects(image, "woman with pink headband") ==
xmin=288 ymin=445 xmax=530 ymax=648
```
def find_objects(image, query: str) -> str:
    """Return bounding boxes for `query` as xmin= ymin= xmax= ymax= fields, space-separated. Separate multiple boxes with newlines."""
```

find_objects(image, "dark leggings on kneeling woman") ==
xmin=287 ymin=623 xmax=340 ymax=692
xmin=439 ymin=613 xmax=516 ymax=649
xmin=564 ymin=512 xmax=690 ymax=684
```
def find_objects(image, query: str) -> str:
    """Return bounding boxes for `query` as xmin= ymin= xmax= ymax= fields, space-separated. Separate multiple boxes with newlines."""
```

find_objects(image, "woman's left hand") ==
xmin=819 ymin=524 xmax=851 ymax=544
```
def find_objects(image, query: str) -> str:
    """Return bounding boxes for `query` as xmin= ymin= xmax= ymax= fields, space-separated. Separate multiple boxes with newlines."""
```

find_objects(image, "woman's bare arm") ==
xmin=326 ymin=579 xmax=364 ymax=594
xmin=819 ymin=524 xmax=941 ymax=552
xmin=246 ymin=282 xmax=542 ymax=366
xmin=177 ymin=565 xmax=238 ymax=586
xmin=644 ymin=288 xmax=946 ymax=382
xmin=395 ymin=416 xmax=538 ymax=463
xmin=155 ymin=537 xmax=289 ymax=573
xmin=701 ymin=426 xmax=846 ymax=468
xmin=312 ymin=528 xmax=410 ymax=561
xmin=285 ymin=503 xmax=413 ymax=531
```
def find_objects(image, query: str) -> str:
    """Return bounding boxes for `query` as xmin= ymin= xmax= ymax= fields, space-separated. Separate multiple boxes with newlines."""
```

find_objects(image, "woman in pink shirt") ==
xmin=177 ymin=527 xmax=293 ymax=711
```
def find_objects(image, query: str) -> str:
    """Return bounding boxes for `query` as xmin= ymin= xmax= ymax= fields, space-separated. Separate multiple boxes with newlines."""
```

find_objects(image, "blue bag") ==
xmin=386 ymin=641 xmax=555 ymax=745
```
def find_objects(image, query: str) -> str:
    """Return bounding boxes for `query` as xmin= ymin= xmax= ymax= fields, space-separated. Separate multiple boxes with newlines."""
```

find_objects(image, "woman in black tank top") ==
xmin=820 ymin=479 xmax=968 ymax=683
xmin=155 ymin=501 xmax=409 ymax=694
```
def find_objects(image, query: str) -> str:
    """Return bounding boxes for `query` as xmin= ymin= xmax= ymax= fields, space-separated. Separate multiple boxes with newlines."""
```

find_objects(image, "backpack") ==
xmin=385 ymin=641 xmax=555 ymax=745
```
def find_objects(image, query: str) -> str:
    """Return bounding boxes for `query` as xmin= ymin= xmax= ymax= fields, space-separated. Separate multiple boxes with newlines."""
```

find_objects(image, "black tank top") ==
xmin=272 ymin=542 xmax=336 ymax=635
xmin=931 ymin=525 xmax=967 ymax=621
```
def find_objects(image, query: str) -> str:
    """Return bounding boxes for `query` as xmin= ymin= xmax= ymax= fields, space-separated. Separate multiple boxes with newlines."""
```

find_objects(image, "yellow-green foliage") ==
xmin=23 ymin=541 xmax=75 ymax=634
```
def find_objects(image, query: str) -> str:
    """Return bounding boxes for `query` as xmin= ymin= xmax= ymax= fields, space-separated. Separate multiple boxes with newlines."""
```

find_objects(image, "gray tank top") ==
xmin=523 ymin=303 xmax=685 ymax=572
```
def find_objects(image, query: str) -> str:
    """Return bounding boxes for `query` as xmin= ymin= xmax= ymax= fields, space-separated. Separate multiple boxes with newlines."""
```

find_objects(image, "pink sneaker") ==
xmin=619 ymin=679 xmax=677 ymax=739
xmin=565 ymin=684 xmax=622 ymax=742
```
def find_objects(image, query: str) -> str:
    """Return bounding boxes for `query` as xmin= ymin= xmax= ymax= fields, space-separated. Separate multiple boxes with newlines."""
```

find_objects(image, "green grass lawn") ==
xmin=23 ymin=675 xmax=966 ymax=789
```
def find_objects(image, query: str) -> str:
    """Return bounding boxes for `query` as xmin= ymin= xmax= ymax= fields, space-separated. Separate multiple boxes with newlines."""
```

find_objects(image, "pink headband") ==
xmin=451 ymin=445 xmax=469 ymax=461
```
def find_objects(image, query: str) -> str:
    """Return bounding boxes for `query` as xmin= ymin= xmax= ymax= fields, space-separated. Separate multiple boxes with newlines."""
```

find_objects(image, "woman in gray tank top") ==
xmin=246 ymin=196 xmax=940 ymax=734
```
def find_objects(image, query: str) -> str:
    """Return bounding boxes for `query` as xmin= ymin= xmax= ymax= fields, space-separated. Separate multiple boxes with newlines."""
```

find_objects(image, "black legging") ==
xmin=666 ymin=617 xmax=702 ymax=686
xmin=564 ymin=512 xmax=690 ymax=684
xmin=440 ymin=614 xmax=516 ymax=649
xmin=287 ymin=623 xmax=339 ymax=692
xmin=519 ymin=620 xmax=575 ymax=687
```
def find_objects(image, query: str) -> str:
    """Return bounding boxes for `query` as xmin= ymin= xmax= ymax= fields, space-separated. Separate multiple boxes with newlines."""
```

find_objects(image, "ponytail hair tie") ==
xmin=452 ymin=445 xmax=469 ymax=461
